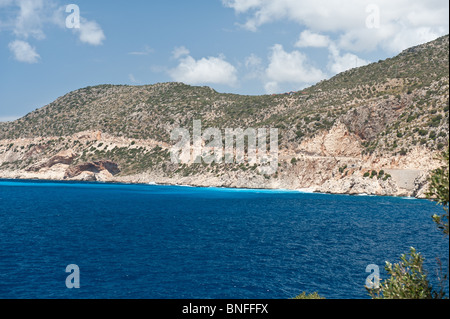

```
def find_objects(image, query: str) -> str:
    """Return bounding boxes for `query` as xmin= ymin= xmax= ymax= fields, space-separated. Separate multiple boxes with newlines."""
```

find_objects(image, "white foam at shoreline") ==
xmin=295 ymin=188 xmax=316 ymax=193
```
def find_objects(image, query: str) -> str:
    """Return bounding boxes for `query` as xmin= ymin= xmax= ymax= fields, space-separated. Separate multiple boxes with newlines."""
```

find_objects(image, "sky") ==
xmin=0 ymin=0 xmax=449 ymax=121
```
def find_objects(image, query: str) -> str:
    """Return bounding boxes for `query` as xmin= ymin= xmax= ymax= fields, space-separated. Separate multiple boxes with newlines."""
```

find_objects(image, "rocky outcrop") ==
xmin=297 ymin=122 xmax=362 ymax=157
xmin=316 ymin=175 xmax=402 ymax=196
xmin=64 ymin=160 xmax=120 ymax=180
xmin=411 ymin=171 xmax=431 ymax=198
xmin=27 ymin=149 xmax=76 ymax=172
xmin=340 ymin=96 xmax=407 ymax=140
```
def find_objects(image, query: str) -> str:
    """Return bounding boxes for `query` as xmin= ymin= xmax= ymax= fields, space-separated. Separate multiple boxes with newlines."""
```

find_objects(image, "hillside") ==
xmin=0 ymin=35 xmax=448 ymax=197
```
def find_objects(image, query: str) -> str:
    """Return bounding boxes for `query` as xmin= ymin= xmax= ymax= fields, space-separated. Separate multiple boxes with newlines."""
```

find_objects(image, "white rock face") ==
xmin=298 ymin=122 xmax=363 ymax=157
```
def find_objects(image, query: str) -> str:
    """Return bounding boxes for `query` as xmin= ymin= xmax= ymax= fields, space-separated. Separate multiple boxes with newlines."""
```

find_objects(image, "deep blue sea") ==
xmin=0 ymin=179 xmax=448 ymax=299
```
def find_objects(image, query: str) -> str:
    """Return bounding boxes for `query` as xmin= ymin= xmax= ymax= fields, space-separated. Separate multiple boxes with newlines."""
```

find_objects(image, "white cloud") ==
xmin=13 ymin=0 xmax=47 ymax=40
xmin=328 ymin=43 xmax=369 ymax=74
xmin=223 ymin=0 xmax=447 ymax=93
xmin=222 ymin=0 xmax=263 ymax=13
xmin=129 ymin=45 xmax=153 ymax=56
xmin=264 ymin=81 xmax=280 ymax=94
xmin=169 ymin=51 xmax=238 ymax=86
xmin=73 ymin=18 xmax=105 ymax=46
xmin=243 ymin=53 xmax=264 ymax=80
xmin=8 ymin=40 xmax=40 ymax=63
xmin=264 ymin=44 xmax=326 ymax=92
xmin=223 ymin=0 xmax=449 ymax=53
xmin=172 ymin=46 xmax=190 ymax=59
xmin=0 ymin=0 xmax=106 ymax=63
xmin=245 ymin=53 xmax=262 ymax=68
xmin=128 ymin=74 xmax=140 ymax=84
xmin=295 ymin=30 xmax=330 ymax=48
xmin=225 ymin=0 xmax=364 ymax=32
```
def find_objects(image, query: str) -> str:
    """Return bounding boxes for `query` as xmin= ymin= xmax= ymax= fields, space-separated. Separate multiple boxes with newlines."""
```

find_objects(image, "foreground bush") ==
xmin=293 ymin=292 xmax=325 ymax=299
xmin=367 ymin=248 xmax=435 ymax=299
xmin=368 ymin=147 xmax=449 ymax=299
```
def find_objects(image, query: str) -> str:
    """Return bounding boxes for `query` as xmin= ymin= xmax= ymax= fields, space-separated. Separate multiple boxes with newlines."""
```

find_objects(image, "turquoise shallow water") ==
xmin=0 ymin=179 xmax=448 ymax=299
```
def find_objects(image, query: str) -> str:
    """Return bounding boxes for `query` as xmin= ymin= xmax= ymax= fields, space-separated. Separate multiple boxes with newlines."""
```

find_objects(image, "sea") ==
xmin=0 ymin=179 xmax=448 ymax=299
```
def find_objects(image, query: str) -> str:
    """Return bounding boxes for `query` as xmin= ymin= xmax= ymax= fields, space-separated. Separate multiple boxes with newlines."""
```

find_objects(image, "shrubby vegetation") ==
xmin=0 ymin=36 xmax=448 ymax=162
xmin=293 ymin=292 xmax=325 ymax=299
xmin=367 ymin=247 xmax=435 ymax=299
xmin=426 ymin=148 xmax=449 ymax=235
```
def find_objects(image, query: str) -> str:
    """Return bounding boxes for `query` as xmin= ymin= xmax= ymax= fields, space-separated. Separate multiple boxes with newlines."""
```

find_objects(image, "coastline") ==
xmin=0 ymin=175 xmax=424 ymax=199
xmin=0 ymin=128 xmax=439 ymax=201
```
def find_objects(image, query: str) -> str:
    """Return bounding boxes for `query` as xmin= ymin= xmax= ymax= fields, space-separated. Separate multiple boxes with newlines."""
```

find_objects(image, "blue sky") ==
xmin=0 ymin=0 xmax=449 ymax=121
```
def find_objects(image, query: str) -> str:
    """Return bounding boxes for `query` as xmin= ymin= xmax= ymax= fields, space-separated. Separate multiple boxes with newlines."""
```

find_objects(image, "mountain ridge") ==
xmin=0 ymin=35 xmax=448 ymax=197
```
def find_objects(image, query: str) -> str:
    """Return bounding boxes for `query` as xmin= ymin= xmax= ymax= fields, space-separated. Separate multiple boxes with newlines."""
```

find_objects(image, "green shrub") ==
xmin=293 ymin=292 xmax=325 ymax=299
xmin=295 ymin=130 xmax=304 ymax=139
xmin=426 ymin=148 xmax=449 ymax=235
xmin=429 ymin=115 xmax=443 ymax=127
xmin=368 ymin=248 xmax=433 ymax=299
xmin=407 ymin=114 xmax=416 ymax=122
xmin=429 ymin=131 xmax=437 ymax=140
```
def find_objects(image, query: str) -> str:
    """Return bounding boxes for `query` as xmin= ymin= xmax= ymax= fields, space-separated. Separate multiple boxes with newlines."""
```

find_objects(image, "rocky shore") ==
xmin=0 ymin=126 xmax=439 ymax=198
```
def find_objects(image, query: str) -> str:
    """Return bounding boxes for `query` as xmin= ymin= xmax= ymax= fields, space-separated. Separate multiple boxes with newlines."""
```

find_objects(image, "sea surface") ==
xmin=0 ymin=179 xmax=448 ymax=299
